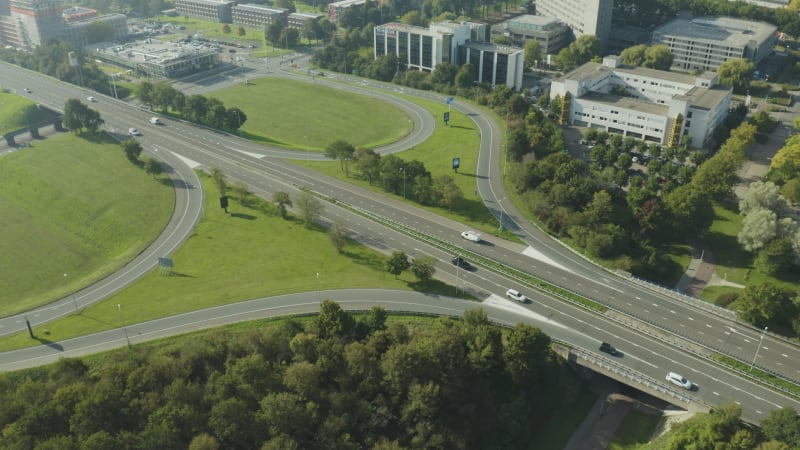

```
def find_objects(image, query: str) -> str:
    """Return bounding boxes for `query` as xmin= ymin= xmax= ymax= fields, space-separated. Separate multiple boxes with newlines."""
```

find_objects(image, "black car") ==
xmin=599 ymin=342 xmax=619 ymax=356
xmin=451 ymin=256 xmax=471 ymax=270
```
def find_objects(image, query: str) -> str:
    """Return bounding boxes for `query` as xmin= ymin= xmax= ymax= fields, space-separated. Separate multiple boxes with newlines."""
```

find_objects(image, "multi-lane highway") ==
xmin=2 ymin=61 xmax=800 ymax=423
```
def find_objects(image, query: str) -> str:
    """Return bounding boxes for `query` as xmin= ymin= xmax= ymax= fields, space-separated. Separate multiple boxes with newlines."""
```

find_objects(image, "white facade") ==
xmin=550 ymin=56 xmax=731 ymax=147
xmin=534 ymin=0 xmax=612 ymax=49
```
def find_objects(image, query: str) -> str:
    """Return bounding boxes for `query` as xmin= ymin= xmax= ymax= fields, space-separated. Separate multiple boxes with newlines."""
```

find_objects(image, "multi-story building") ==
xmin=62 ymin=13 xmax=127 ymax=47
xmin=327 ymin=0 xmax=365 ymax=23
xmin=288 ymin=12 xmax=323 ymax=31
xmin=461 ymin=41 xmax=524 ymax=89
xmin=490 ymin=15 xmax=570 ymax=54
xmin=175 ymin=0 xmax=234 ymax=23
xmin=94 ymin=39 xmax=220 ymax=78
xmin=232 ymin=4 xmax=287 ymax=28
xmin=62 ymin=6 xmax=97 ymax=23
xmin=652 ymin=17 xmax=777 ymax=73
xmin=550 ymin=56 xmax=731 ymax=147
xmin=7 ymin=0 xmax=64 ymax=48
xmin=534 ymin=0 xmax=612 ymax=49
xmin=374 ymin=21 xmax=524 ymax=90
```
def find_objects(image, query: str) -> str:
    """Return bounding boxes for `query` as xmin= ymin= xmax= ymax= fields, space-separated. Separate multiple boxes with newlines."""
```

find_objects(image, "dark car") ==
xmin=599 ymin=342 xmax=619 ymax=356
xmin=451 ymin=256 xmax=471 ymax=270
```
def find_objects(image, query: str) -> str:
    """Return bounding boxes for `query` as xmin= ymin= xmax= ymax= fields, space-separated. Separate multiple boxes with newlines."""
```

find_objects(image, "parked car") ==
xmin=505 ymin=289 xmax=527 ymax=303
xmin=461 ymin=230 xmax=481 ymax=242
xmin=451 ymin=256 xmax=471 ymax=270
xmin=599 ymin=342 xmax=619 ymax=356
xmin=128 ymin=127 xmax=141 ymax=136
xmin=666 ymin=372 xmax=694 ymax=390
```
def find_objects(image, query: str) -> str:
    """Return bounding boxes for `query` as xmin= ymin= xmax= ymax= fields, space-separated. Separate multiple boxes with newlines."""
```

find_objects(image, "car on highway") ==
xmin=505 ymin=288 xmax=527 ymax=303
xmin=666 ymin=372 xmax=694 ymax=390
xmin=149 ymin=117 xmax=162 ymax=125
xmin=451 ymin=256 xmax=471 ymax=270
xmin=128 ymin=127 xmax=141 ymax=136
xmin=23 ymin=88 xmax=31 ymax=93
xmin=599 ymin=342 xmax=619 ymax=356
xmin=461 ymin=230 xmax=481 ymax=242
xmin=87 ymin=96 xmax=97 ymax=102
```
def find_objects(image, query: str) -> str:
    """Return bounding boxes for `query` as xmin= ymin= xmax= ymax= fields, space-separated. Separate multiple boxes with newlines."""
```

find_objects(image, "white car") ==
xmin=23 ymin=88 xmax=31 ymax=93
xmin=506 ymin=289 xmax=527 ymax=303
xmin=87 ymin=96 xmax=97 ymax=102
xmin=128 ymin=127 xmax=141 ymax=136
xmin=666 ymin=372 xmax=694 ymax=390
xmin=461 ymin=230 xmax=481 ymax=242
xmin=149 ymin=117 xmax=162 ymax=125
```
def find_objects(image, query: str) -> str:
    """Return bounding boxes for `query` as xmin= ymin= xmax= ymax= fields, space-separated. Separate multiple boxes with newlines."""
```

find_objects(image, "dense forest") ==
xmin=0 ymin=302 xmax=586 ymax=449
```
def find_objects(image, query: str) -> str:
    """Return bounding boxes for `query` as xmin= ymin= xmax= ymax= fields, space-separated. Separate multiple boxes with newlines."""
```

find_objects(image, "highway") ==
xmin=2 ymin=61 xmax=800 ymax=423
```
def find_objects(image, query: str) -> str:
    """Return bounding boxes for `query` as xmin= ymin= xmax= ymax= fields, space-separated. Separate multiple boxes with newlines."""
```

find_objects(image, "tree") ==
xmin=279 ymin=27 xmax=299 ymax=48
xmin=231 ymin=181 xmax=249 ymax=204
xmin=138 ymin=80 xmax=155 ymax=107
xmin=353 ymin=147 xmax=381 ymax=183
xmin=326 ymin=140 xmax=356 ymax=174
xmin=410 ymin=256 xmax=436 ymax=282
xmin=400 ymin=10 xmax=426 ymax=26
xmin=188 ymin=433 xmax=220 ymax=450
xmin=144 ymin=157 xmax=163 ymax=178
xmin=432 ymin=174 xmax=463 ymax=209
xmin=121 ymin=139 xmax=143 ymax=163
xmin=504 ymin=323 xmax=551 ymax=384
xmin=761 ymin=407 xmax=800 ymax=448
xmin=210 ymin=167 xmax=227 ymax=196
xmin=431 ymin=62 xmax=458 ymax=87
xmin=62 ymin=98 xmax=86 ymax=133
xmin=736 ymin=282 xmax=798 ymax=330
xmin=273 ymin=191 xmax=291 ymax=218
xmin=455 ymin=64 xmax=475 ymax=89
xmin=781 ymin=178 xmax=800 ymax=205
xmin=523 ymin=40 xmax=542 ymax=69
xmin=266 ymin=23 xmax=284 ymax=48
xmin=295 ymin=190 xmax=323 ymax=228
xmin=208 ymin=398 xmax=253 ymax=449
xmin=643 ymin=44 xmax=673 ymax=70
xmin=664 ymin=185 xmax=714 ymax=238
xmin=328 ymin=221 xmax=348 ymax=253
xmin=385 ymin=251 xmax=410 ymax=278
xmin=317 ymin=300 xmax=356 ymax=338
xmin=222 ymin=24 xmax=231 ymax=34
xmin=237 ymin=26 xmax=246 ymax=36
xmin=756 ymin=237 xmax=797 ymax=277
xmin=619 ymin=44 xmax=647 ymax=66
xmin=717 ymin=58 xmax=755 ymax=93
xmin=738 ymin=208 xmax=779 ymax=252
xmin=739 ymin=181 xmax=788 ymax=216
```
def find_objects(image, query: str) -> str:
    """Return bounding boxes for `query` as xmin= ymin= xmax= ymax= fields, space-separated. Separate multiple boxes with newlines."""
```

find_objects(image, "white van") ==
xmin=149 ymin=117 xmax=161 ymax=125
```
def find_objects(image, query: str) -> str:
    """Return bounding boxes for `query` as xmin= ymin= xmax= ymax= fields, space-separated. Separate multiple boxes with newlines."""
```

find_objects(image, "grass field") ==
xmin=0 ymin=91 xmax=37 ymax=131
xmin=0 ymin=133 xmax=174 ymax=317
xmin=0 ymin=173 xmax=468 ymax=351
xmin=208 ymin=77 xmax=413 ymax=151
xmin=295 ymin=93 xmax=504 ymax=236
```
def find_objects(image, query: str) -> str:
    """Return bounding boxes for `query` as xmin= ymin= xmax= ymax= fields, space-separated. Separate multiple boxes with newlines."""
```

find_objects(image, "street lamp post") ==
xmin=750 ymin=326 xmax=768 ymax=371
xmin=400 ymin=167 xmax=406 ymax=199
xmin=118 ymin=304 xmax=131 ymax=347
xmin=63 ymin=273 xmax=78 ymax=312
xmin=315 ymin=272 xmax=321 ymax=304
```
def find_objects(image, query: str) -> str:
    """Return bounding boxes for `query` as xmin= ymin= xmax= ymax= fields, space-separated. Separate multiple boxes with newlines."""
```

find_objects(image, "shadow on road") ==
xmin=33 ymin=336 xmax=64 ymax=352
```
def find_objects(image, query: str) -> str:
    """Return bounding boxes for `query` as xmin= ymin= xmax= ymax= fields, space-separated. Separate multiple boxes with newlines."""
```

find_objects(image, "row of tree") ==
xmin=326 ymin=140 xmax=465 ymax=210
xmin=0 ymin=304 xmax=576 ymax=449
xmin=136 ymin=81 xmax=247 ymax=133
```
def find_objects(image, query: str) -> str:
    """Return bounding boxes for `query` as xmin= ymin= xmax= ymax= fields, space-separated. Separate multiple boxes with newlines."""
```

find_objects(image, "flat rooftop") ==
xmin=464 ymin=41 xmax=522 ymax=54
xmin=580 ymin=92 xmax=669 ymax=116
xmin=558 ymin=61 xmax=699 ymax=86
xmin=94 ymin=38 xmax=217 ymax=64
xmin=653 ymin=17 xmax=777 ymax=48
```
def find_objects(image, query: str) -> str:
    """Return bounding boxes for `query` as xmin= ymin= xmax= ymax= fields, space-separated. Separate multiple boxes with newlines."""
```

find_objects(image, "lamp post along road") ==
xmin=751 ymin=326 xmax=768 ymax=371
xmin=64 ymin=273 xmax=78 ymax=312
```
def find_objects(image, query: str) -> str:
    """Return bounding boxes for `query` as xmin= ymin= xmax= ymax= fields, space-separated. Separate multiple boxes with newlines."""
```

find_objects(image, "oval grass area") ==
xmin=0 ymin=133 xmax=175 ymax=317
xmin=209 ymin=77 xmax=413 ymax=150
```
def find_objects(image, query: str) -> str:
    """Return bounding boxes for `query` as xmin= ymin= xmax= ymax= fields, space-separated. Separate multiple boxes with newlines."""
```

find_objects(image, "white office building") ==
xmin=534 ymin=0 xmax=612 ymax=49
xmin=490 ymin=15 xmax=570 ymax=54
xmin=550 ymin=56 xmax=731 ymax=147
xmin=652 ymin=17 xmax=778 ymax=73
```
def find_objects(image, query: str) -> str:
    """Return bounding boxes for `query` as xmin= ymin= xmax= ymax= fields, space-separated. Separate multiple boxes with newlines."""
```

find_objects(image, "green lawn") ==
xmin=208 ymin=77 xmax=413 ymax=151
xmin=0 ymin=133 xmax=174 ymax=317
xmin=0 ymin=174 xmax=468 ymax=351
xmin=705 ymin=202 xmax=755 ymax=286
xmin=296 ymin=94 xmax=504 ymax=236
xmin=607 ymin=409 xmax=662 ymax=450
xmin=0 ymin=91 xmax=37 ymax=131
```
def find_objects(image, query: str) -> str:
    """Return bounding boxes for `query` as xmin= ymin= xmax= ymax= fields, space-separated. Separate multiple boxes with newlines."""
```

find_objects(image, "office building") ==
xmin=652 ymin=17 xmax=778 ymax=73
xmin=93 ymin=39 xmax=220 ymax=78
xmin=6 ymin=0 xmax=64 ymax=48
xmin=534 ymin=0 xmax=612 ymax=49
xmin=327 ymin=0 xmax=365 ymax=23
xmin=288 ymin=12 xmax=323 ymax=31
xmin=62 ymin=6 xmax=97 ymax=22
xmin=490 ymin=15 xmax=570 ymax=54
xmin=550 ymin=56 xmax=731 ymax=147
xmin=374 ymin=21 xmax=524 ymax=90
xmin=175 ymin=0 xmax=234 ymax=23
xmin=63 ymin=13 xmax=127 ymax=47
xmin=232 ymin=4 xmax=287 ymax=28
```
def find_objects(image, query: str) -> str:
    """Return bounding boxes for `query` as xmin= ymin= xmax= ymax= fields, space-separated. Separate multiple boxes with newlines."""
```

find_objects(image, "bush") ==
xmin=716 ymin=292 xmax=739 ymax=307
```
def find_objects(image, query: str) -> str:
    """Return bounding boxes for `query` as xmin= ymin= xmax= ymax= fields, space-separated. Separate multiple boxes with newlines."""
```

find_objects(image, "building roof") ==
xmin=686 ymin=85 xmax=730 ymax=110
xmin=464 ymin=40 xmax=523 ymax=55
xmin=289 ymin=12 xmax=324 ymax=19
xmin=503 ymin=14 xmax=564 ymax=30
xmin=377 ymin=22 xmax=431 ymax=34
xmin=94 ymin=39 xmax=217 ymax=65
xmin=558 ymin=61 xmax=699 ymax=85
xmin=328 ymin=0 xmax=365 ymax=7
xmin=580 ymin=91 xmax=669 ymax=116
xmin=653 ymin=17 xmax=777 ymax=48
xmin=233 ymin=3 xmax=287 ymax=13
